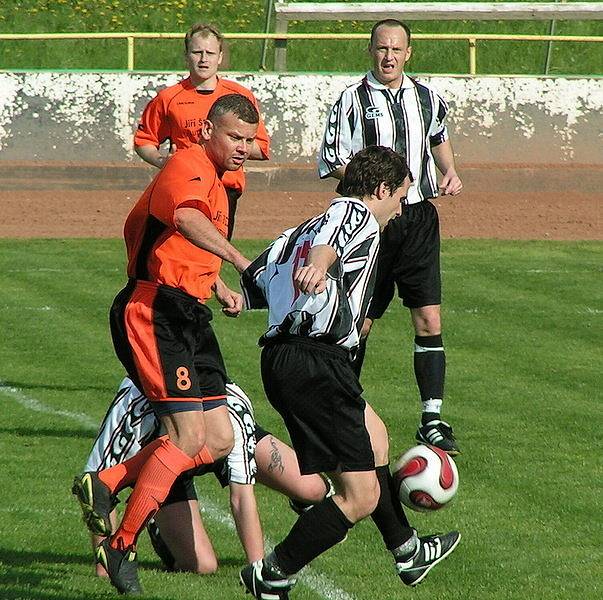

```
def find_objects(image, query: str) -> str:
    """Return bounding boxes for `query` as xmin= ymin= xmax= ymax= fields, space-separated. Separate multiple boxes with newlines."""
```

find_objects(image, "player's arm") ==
xmin=229 ymin=482 xmax=264 ymax=563
xmin=135 ymin=144 xmax=174 ymax=169
xmin=246 ymin=93 xmax=270 ymax=161
xmin=212 ymin=275 xmax=244 ymax=317
xmin=134 ymin=93 xmax=174 ymax=169
xmin=174 ymin=207 xmax=251 ymax=273
xmin=432 ymin=139 xmax=462 ymax=196
xmin=294 ymin=244 xmax=337 ymax=295
xmin=327 ymin=165 xmax=346 ymax=181
xmin=318 ymin=92 xmax=354 ymax=180
xmin=247 ymin=141 xmax=267 ymax=160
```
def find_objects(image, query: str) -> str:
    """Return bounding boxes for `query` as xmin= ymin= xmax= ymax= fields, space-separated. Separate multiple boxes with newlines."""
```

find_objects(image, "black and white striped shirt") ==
xmin=318 ymin=71 xmax=449 ymax=205
xmin=85 ymin=378 xmax=258 ymax=485
xmin=241 ymin=197 xmax=380 ymax=351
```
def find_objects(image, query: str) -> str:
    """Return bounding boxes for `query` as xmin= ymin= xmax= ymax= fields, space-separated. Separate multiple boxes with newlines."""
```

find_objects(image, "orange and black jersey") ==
xmin=134 ymin=76 xmax=270 ymax=194
xmin=124 ymin=144 xmax=228 ymax=302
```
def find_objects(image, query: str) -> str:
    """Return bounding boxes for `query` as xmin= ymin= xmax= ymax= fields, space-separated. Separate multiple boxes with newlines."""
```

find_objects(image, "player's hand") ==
xmin=157 ymin=146 xmax=177 ymax=169
xmin=294 ymin=264 xmax=327 ymax=295
xmin=439 ymin=170 xmax=463 ymax=196
xmin=360 ymin=317 xmax=373 ymax=338
xmin=213 ymin=278 xmax=244 ymax=317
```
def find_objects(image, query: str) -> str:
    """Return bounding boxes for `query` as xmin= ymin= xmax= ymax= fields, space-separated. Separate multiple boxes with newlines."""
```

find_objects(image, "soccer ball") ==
xmin=392 ymin=444 xmax=459 ymax=512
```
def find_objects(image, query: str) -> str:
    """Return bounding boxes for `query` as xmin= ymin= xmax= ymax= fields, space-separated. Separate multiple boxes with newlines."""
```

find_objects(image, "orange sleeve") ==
xmin=151 ymin=175 xmax=213 ymax=228
xmin=247 ymin=92 xmax=270 ymax=159
xmin=134 ymin=93 xmax=171 ymax=148
xmin=254 ymin=115 xmax=270 ymax=159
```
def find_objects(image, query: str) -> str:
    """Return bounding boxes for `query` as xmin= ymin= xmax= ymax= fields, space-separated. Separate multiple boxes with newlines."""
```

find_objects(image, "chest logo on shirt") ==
xmin=365 ymin=106 xmax=383 ymax=120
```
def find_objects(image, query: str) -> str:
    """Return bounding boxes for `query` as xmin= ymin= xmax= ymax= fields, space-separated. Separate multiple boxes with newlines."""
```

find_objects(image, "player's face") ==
xmin=201 ymin=111 xmax=258 ymax=172
xmin=186 ymin=33 xmax=223 ymax=85
xmin=369 ymin=25 xmax=412 ymax=88
xmin=379 ymin=176 xmax=412 ymax=227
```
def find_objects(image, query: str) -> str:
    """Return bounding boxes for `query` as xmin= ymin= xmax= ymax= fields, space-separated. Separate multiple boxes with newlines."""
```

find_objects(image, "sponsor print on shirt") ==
xmin=365 ymin=106 xmax=383 ymax=120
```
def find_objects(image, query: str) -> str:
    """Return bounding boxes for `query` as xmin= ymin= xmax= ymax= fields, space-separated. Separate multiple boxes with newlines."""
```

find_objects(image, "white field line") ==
xmin=1 ymin=381 xmax=98 ymax=429
xmin=1 ymin=382 xmax=357 ymax=600
xmin=199 ymin=497 xmax=356 ymax=600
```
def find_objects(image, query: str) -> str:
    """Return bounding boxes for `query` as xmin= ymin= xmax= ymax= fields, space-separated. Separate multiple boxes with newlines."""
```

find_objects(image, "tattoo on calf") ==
xmin=267 ymin=437 xmax=285 ymax=474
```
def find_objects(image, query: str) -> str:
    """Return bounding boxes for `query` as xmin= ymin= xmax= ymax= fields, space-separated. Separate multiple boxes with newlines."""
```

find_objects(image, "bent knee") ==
xmin=170 ymin=431 xmax=207 ymax=458
xmin=206 ymin=429 xmax=234 ymax=460
xmin=412 ymin=308 xmax=441 ymax=336
xmin=175 ymin=556 xmax=218 ymax=575
xmin=358 ymin=487 xmax=379 ymax=519
xmin=340 ymin=488 xmax=379 ymax=522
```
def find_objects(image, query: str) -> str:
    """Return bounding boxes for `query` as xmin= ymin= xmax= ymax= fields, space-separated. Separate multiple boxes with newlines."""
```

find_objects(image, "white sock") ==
xmin=422 ymin=398 xmax=442 ymax=417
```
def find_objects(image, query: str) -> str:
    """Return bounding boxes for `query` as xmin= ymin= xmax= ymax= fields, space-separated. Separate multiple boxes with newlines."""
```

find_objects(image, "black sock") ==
xmin=351 ymin=336 xmax=368 ymax=378
xmin=414 ymin=334 xmax=445 ymax=424
xmin=370 ymin=465 xmax=414 ymax=551
xmin=273 ymin=496 xmax=353 ymax=575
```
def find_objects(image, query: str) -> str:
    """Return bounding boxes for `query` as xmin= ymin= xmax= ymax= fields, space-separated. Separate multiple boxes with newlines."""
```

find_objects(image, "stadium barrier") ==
xmin=0 ymin=72 xmax=600 ymax=165
xmin=0 ymin=30 xmax=602 ymax=75
xmin=273 ymin=2 xmax=603 ymax=70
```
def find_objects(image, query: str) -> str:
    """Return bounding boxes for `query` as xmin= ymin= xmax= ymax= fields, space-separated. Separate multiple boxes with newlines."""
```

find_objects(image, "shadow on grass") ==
xmin=0 ymin=426 xmax=96 ymax=439
xmin=0 ymin=547 xmax=90 ymax=568
xmin=0 ymin=548 xmax=170 ymax=600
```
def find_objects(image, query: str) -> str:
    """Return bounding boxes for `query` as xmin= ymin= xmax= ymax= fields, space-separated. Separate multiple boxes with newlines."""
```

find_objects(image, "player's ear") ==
xmin=200 ymin=119 xmax=213 ymax=142
xmin=218 ymin=50 xmax=224 ymax=67
xmin=405 ymin=45 xmax=412 ymax=64
xmin=376 ymin=181 xmax=389 ymax=200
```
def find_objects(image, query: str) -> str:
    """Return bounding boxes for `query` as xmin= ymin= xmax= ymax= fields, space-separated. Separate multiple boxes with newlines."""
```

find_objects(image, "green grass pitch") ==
xmin=0 ymin=238 xmax=601 ymax=600
xmin=0 ymin=0 xmax=601 ymax=75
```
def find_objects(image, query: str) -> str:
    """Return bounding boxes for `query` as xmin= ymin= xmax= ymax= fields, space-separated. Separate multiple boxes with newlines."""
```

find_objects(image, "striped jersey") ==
xmin=241 ymin=197 xmax=380 ymax=351
xmin=85 ymin=378 xmax=258 ymax=486
xmin=318 ymin=71 xmax=449 ymax=205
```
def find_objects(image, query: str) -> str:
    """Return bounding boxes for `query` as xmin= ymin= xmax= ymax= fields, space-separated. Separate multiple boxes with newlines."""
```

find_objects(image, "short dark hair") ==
xmin=340 ymin=146 xmax=411 ymax=199
xmin=207 ymin=94 xmax=259 ymax=125
xmin=185 ymin=23 xmax=223 ymax=52
xmin=370 ymin=19 xmax=411 ymax=46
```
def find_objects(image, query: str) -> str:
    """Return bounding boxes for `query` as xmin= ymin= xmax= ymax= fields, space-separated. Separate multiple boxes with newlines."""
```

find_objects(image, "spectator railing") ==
xmin=0 ymin=30 xmax=601 ymax=75
xmin=273 ymin=1 xmax=603 ymax=70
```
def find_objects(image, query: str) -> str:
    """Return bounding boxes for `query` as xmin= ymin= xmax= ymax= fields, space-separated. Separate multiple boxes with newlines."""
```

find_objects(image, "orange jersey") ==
xmin=134 ymin=76 xmax=270 ymax=193
xmin=124 ymin=145 xmax=228 ymax=301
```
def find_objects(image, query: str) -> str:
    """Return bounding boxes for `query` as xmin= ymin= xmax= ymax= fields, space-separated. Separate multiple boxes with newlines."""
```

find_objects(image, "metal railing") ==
xmin=0 ymin=31 xmax=601 ymax=75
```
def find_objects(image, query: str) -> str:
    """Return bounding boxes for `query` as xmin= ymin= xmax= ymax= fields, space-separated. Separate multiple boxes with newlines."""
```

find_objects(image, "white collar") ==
xmin=366 ymin=71 xmax=414 ymax=91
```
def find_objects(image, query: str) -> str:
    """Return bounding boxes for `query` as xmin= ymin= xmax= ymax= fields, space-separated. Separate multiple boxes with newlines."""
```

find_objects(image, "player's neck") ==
xmin=372 ymin=70 xmax=404 ymax=90
xmin=200 ymin=143 xmax=226 ymax=177
xmin=190 ymin=74 xmax=219 ymax=91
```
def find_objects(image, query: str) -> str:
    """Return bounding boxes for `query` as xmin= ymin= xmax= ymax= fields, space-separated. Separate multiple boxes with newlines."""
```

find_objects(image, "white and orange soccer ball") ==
xmin=392 ymin=444 xmax=459 ymax=512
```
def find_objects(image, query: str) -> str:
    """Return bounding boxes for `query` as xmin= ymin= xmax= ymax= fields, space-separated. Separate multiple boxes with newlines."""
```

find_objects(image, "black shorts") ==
xmin=110 ymin=280 xmax=227 ymax=416
xmin=260 ymin=337 xmax=375 ymax=475
xmin=368 ymin=200 xmax=441 ymax=319
xmin=255 ymin=424 xmax=271 ymax=444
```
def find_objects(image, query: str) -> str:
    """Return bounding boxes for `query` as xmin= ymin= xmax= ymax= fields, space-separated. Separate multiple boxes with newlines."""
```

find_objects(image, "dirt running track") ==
xmin=0 ymin=162 xmax=600 ymax=240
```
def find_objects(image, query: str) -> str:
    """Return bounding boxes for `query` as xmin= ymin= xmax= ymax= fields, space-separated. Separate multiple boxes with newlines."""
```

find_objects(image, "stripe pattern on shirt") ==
xmin=241 ymin=197 xmax=380 ymax=352
xmin=84 ymin=378 xmax=258 ymax=485
xmin=318 ymin=73 xmax=449 ymax=205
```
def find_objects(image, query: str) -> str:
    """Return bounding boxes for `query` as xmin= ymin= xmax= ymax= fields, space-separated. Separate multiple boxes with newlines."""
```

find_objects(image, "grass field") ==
xmin=0 ymin=0 xmax=601 ymax=75
xmin=0 ymin=238 xmax=600 ymax=600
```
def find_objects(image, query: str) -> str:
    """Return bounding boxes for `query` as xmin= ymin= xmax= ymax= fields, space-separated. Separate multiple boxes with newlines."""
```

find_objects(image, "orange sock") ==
xmin=193 ymin=445 xmax=214 ymax=468
xmin=110 ymin=439 xmax=214 ymax=550
xmin=98 ymin=435 xmax=167 ymax=494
